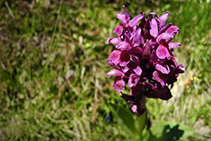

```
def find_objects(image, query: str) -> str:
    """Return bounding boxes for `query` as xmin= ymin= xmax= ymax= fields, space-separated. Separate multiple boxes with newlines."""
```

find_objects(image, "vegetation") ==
xmin=0 ymin=0 xmax=210 ymax=140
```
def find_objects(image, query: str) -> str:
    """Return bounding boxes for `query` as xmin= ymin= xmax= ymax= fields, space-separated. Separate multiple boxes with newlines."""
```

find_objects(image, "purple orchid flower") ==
xmin=107 ymin=6 xmax=184 ymax=116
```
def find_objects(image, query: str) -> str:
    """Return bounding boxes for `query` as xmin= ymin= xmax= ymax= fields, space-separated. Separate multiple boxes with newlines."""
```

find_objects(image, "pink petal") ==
xmin=128 ymin=74 xmax=140 ymax=88
xmin=109 ymin=50 xmax=121 ymax=65
xmin=131 ymin=105 xmax=138 ymax=113
xmin=116 ymin=42 xmax=132 ymax=51
xmin=113 ymin=76 xmax=125 ymax=92
xmin=123 ymin=32 xmax=131 ymax=43
xmin=122 ymin=65 xmax=129 ymax=73
xmin=150 ymin=18 xmax=158 ymax=38
xmin=107 ymin=60 xmax=120 ymax=70
xmin=155 ymin=64 xmax=170 ymax=74
xmin=168 ymin=42 xmax=181 ymax=50
xmin=123 ymin=5 xmax=130 ymax=21
xmin=127 ymin=61 xmax=142 ymax=76
xmin=156 ymin=44 xmax=171 ymax=59
xmin=129 ymin=15 xmax=144 ymax=27
xmin=159 ymin=11 xmax=169 ymax=27
xmin=153 ymin=71 xmax=165 ymax=87
xmin=132 ymin=28 xmax=142 ymax=47
xmin=166 ymin=26 xmax=180 ymax=37
xmin=133 ymin=65 xmax=142 ymax=76
xmin=157 ymin=33 xmax=172 ymax=44
xmin=108 ymin=38 xmax=121 ymax=45
xmin=130 ymin=27 xmax=137 ymax=40
xmin=158 ymin=23 xmax=172 ymax=35
xmin=117 ymin=13 xmax=127 ymax=26
xmin=149 ymin=39 xmax=158 ymax=47
xmin=114 ymin=25 xmax=124 ymax=36
xmin=107 ymin=69 xmax=123 ymax=77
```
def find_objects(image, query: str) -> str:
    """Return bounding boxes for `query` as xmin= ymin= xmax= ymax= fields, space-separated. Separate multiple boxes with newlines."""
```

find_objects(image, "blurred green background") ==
xmin=0 ymin=0 xmax=210 ymax=140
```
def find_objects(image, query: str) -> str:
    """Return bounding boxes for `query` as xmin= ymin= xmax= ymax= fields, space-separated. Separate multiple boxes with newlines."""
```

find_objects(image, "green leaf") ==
xmin=143 ymin=121 xmax=194 ymax=141
xmin=137 ymin=110 xmax=147 ymax=139
xmin=109 ymin=103 xmax=138 ymax=136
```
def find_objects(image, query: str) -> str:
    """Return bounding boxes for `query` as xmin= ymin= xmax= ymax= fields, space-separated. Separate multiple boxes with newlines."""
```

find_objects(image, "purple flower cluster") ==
xmin=107 ymin=6 xmax=184 ymax=116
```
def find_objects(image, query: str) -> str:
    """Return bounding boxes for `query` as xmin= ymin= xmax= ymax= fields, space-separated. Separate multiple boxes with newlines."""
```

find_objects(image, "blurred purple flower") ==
xmin=107 ymin=6 xmax=184 ymax=116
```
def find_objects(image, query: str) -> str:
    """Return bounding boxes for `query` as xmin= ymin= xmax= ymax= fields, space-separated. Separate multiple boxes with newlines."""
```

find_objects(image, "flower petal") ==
xmin=157 ymin=33 xmax=172 ymax=44
xmin=108 ymin=38 xmax=121 ymax=45
xmin=132 ymin=27 xmax=142 ymax=46
xmin=123 ymin=5 xmax=130 ymax=21
xmin=128 ymin=61 xmax=142 ymax=76
xmin=169 ymin=42 xmax=181 ymax=50
xmin=155 ymin=64 xmax=170 ymax=74
xmin=156 ymin=44 xmax=171 ymax=59
xmin=153 ymin=71 xmax=166 ymax=87
xmin=156 ymin=85 xmax=172 ymax=100
xmin=128 ymin=74 xmax=140 ymax=88
xmin=114 ymin=25 xmax=124 ymax=36
xmin=122 ymin=65 xmax=130 ymax=73
xmin=166 ymin=25 xmax=180 ymax=37
xmin=113 ymin=76 xmax=125 ymax=92
xmin=109 ymin=50 xmax=121 ymax=65
xmin=107 ymin=69 xmax=124 ymax=77
xmin=131 ymin=105 xmax=138 ymax=113
xmin=158 ymin=23 xmax=172 ymax=35
xmin=117 ymin=13 xmax=127 ymax=26
xmin=116 ymin=42 xmax=132 ymax=51
xmin=159 ymin=11 xmax=169 ymax=27
xmin=119 ymin=50 xmax=130 ymax=66
xmin=131 ymin=104 xmax=145 ymax=116
xmin=134 ymin=66 xmax=142 ymax=76
xmin=129 ymin=14 xmax=144 ymax=27
xmin=123 ymin=31 xmax=131 ymax=43
xmin=150 ymin=18 xmax=158 ymax=38
xmin=107 ymin=60 xmax=120 ymax=70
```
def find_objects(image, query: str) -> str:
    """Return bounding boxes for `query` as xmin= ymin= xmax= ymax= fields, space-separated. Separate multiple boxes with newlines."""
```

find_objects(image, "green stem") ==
xmin=137 ymin=109 xmax=147 ymax=140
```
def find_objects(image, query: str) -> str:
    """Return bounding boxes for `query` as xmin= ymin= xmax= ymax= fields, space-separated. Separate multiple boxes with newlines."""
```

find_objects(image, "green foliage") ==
xmin=143 ymin=121 xmax=194 ymax=141
xmin=108 ymin=104 xmax=194 ymax=140
xmin=0 ymin=0 xmax=211 ymax=140
xmin=109 ymin=103 xmax=138 ymax=137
